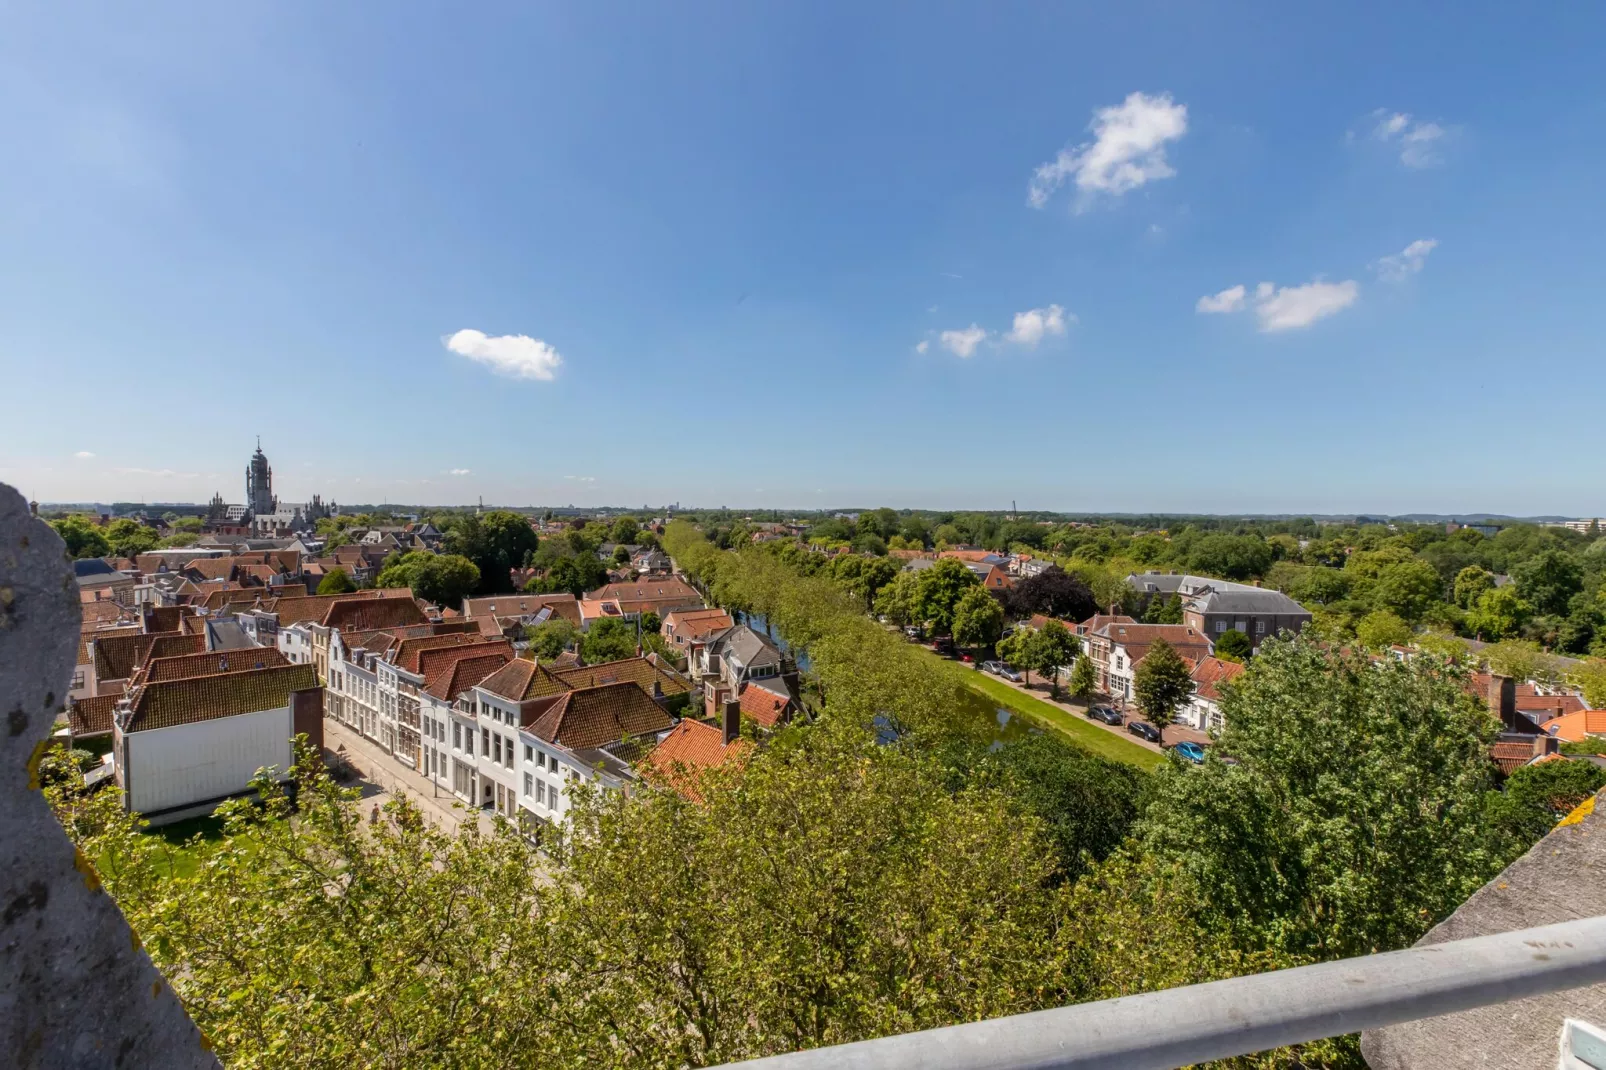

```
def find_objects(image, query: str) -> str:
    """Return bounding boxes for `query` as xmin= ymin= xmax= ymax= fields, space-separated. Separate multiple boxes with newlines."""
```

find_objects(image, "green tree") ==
xmin=1355 ymin=609 xmax=1413 ymax=651
xmin=444 ymin=510 xmax=540 ymax=594
xmin=412 ymin=554 xmax=481 ymax=608
xmin=103 ymin=518 xmax=159 ymax=558
xmin=1512 ymin=549 xmax=1584 ymax=617
xmin=951 ymin=587 xmax=1004 ymax=653
xmin=1369 ymin=559 xmax=1443 ymax=622
xmin=1068 ymin=654 xmax=1097 ymax=701
xmin=612 ymin=544 xmax=632 ymax=566
xmin=1132 ymin=638 xmax=1192 ymax=725
xmin=528 ymin=553 xmax=608 ymax=598
xmin=1136 ymin=637 xmax=1503 ymax=961
xmin=1213 ymin=628 xmax=1253 ymax=661
xmin=582 ymin=616 xmax=639 ymax=663
xmin=527 ymin=617 xmax=578 ymax=660
xmin=1484 ymin=759 xmax=1606 ymax=855
xmin=1026 ymin=620 xmax=1081 ymax=698
xmin=611 ymin=516 xmax=640 ymax=545
xmin=1466 ymin=586 xmax=1532 ymax=640
xmin=1453 ymin=565 xmax=1497 ymax=609
xmin=1571 ymin=659 xmax=1606 ymax=709
xmin=995 ymin=628 xmax=1031 ymax=680
xmin=914 ymin=558 xmax=980 ymax=637
xmin=316 ymin=568 xmax=357 ymax=595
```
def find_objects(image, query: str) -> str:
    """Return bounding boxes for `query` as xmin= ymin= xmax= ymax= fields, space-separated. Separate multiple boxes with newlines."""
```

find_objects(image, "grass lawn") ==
xmin=931 ymin=655 xmax=1165 ymax=771
xmin=99 ymin=812 xmax=257 ymax=881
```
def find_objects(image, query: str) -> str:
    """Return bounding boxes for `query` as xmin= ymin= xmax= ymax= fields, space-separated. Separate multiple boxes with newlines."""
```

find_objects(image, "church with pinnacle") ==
xmin=205 ymin=439 xmax=336 ymax=535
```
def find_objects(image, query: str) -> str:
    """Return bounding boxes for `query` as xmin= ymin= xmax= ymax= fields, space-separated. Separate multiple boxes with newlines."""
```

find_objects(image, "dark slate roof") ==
xmin=1361 ymin=789 xmax=1606 ymax=1068
xmin=706 ymin=624 xmax=783 ymax=669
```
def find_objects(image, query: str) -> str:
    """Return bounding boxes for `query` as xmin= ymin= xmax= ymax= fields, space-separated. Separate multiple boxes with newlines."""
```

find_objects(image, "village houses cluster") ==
xmin=57 ymin=442 xmax=1606 ymax=830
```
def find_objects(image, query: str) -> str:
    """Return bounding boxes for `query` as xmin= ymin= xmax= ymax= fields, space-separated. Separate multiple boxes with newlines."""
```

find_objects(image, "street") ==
xmin=322 ymin=716 xmax=496 ymax=836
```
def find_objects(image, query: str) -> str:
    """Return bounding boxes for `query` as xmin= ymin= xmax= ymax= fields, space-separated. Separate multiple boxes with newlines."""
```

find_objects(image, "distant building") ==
xmin=1127 ymin=573 xmax=1312 ymax=652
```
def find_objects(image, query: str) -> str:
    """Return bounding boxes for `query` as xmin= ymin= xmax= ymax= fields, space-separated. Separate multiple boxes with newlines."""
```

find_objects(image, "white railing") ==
xmin=718 ymin=915 xmax=1606 ymax=1070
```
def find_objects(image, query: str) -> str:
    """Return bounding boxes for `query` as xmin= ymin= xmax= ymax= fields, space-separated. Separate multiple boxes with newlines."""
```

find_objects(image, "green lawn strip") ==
xmin=944 ymin=660 xmax=1164 ymax=771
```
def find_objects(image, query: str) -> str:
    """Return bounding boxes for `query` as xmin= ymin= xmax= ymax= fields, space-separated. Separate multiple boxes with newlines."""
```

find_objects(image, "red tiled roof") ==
xmin=423 ymin=649 xmax=515 ymax=701
xmin=526 ymin=682 xmax=675 ymax=750
xmin=738 ymin=682 xmax=791 ymax=728
xmin=641 ymin=718 xmax=751 ymax=800
xmin=146 ymin=633 xmax=206 ymax=663
xmin=91 ymin=631 xmax=181 ymax=682
xmin=663 ymin=608 xmax=734 ymax=642
xmin=477 ymin=659 xmax=572 ymax=702
xmin=80 ymin=601 xmax=135 ymax=625
xmin=262 ymin=588 xmax=399 ymax=626
xmin=137 ymin=647 xmax=289 ymax=684
xmin=1077 ymin=613 xmax=1137 ymax=635
xmin=68 ymin=695 xmax=119 ymax=738
xmin=551 ymin=655 xmax=692 ymax=697
xmin=413 ymin=638 xmax=513 ymax=681
xmin=320 ymin=593 xmax=428 ymax=631
xmin=124 ymin=664 xmax=319 ymax=733
xmin=461 ymin=593 xmax=580 ymax=622
xmin=1490 ymin=740 xmax=1541 ymax=775
xmin=389 ymin=632 xmax=503 ymax=673
xmin=1190 ymin=656 xmax=1246 ymax=702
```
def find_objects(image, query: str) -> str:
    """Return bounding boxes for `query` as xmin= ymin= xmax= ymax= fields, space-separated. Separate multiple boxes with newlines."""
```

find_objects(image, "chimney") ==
xmin=722 ymin=697 xmax=741 ymax=746
xmin=1487 ymin=674 xmax=1522 ymax=733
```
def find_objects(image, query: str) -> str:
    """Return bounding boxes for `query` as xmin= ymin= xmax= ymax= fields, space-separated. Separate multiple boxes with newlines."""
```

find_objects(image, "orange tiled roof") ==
xmin=526 ymin=681 xmax=675 ymax=750
xmin=477 ymin=659 xmax=573 ymax=702
xmin=738 ymin=682 xmax=791 ymax=728
xmin=411 ymin=638 xmax=512 ymax=679
xmin=1190 ymin=656 xmax=1246 ymax=702
xmin=1490 ymin=740 xmax=1541 ymax=775
xmin=423 ymin=649 xmax=515 ymax=701
xmin=462 ymin=593 xmax=580 ymax=621
xmin=390 ymin=632 xmax=502 ymax=673
xmin=80 ymin=601 xmax=135 ymax=625
xmin=1077 ymin=613 xmax=1137 ymax=635
xmin=68 ymin=694 xmax=119 ymax=738
xmin=1545 ymin=709 xmax=1606 ymax=744
xmin=641 ymin=719 xmax=752 ymax=800
xmin=551 ymin=655 xmax=692 ymax=697
xmin=124 ymin=664 xmax=319 ymax=733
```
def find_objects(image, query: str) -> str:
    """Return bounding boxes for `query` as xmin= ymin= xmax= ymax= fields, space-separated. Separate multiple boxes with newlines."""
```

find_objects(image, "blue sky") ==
xmin=3 ymin=3 xmax=1604 ymax=515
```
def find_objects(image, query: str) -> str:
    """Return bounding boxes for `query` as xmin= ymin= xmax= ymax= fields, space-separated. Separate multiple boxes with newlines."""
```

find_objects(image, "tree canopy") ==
xmin=444 ymin=511 xmax=540 ymax=594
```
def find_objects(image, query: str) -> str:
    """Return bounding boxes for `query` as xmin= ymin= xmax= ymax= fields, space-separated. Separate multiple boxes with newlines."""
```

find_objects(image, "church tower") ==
xmin=246 ymin=437 xmax=276 ymax=517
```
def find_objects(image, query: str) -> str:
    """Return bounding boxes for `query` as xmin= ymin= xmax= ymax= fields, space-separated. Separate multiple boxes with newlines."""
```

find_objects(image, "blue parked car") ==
xmin=1171 ymin=740 xmax=1207 ymax=764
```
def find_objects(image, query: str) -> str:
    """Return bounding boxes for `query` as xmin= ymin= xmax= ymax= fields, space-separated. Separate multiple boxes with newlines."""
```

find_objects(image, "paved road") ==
xmin=322 ymin=717 xmax=495 ymax=836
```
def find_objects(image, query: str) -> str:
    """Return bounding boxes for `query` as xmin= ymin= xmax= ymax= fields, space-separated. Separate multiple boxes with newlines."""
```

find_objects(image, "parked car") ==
xmin=1086 ymin=705 xmax=1123 ymax=725
xmin=903 ymin=625 xmax=923 ymax=640
xmin=1126 ymin=719 xmax=1162 ymax=743
xmin=980 ymin=660 xmax=1004 ymax=675
xmin=959 ymin=653 xmax=973 ymax=663
xmin=997 ymin=665 xmax=1023 ymax=683
xmin=1171 ymin=740 xmax=1207 ymax=764
xmin=932 ymin=637 xmax=955 ymax=657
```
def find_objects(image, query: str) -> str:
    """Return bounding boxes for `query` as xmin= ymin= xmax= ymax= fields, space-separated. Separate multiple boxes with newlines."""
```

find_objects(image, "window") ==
xmin=549 ymin=782 xmax=561 ymax=806
xmin=493 ymin=735 xmax=502 ymax=763
xmin=504 ymin=739 xmax=513 ymax=769
xmin=482 ymin=728 xmax=490 ymax=757
xmin=453 ymin=723 xmax=461 ymax=749
xmin=536 ymin=752 xmax=545 ymax=769
xmin=1214 ymin=620 xmax=1227 ymax=633
xmin=1256 ymin=619 xmax=1267 ymax=634
xmin=536 ymin=782 xmax=546 ymax=805
xmin=523 ymin=773 xmax=533 ymax=797
xmin=524 ymin=744 xmax=533 ymax=762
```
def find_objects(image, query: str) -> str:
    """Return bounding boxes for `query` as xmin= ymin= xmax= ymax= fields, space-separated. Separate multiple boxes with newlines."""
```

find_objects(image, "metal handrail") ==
xmin=718 ymin=915 xmax=1606 ymax=1070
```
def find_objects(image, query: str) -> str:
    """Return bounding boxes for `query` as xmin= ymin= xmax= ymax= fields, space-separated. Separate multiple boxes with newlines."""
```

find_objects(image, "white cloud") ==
xmin=939 ymin=325 xmax=989 ymax=358
xmin=564 ymin=475 xmax=596 ymax=483
xmin=1029 ymin=92 xmax=1188 ymax=209
xmin=1374 ymin=238 xmax=1439 ymax=282
xmin=1003 ymin=304 xmax=1070 ymax=346
xmin=1195 ymin=285 xmax=1247 ymax=314
xmin=1371 ymin=111 xmax=1448 ymax=168
xmin=444 ymin=328 xmax=563 ymax=381
xmin=1254 ymin=280 xmax=1359 ymax=332
xmin=449 ymin=468 xmax=471 ymax=476
xmin=914 ymin=340 xmax=930 ymax=354
xmin=74 ymin=450 xmax=95 ymax=459
xmin=1195 ymin=279 xmax=1359 ymax=331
